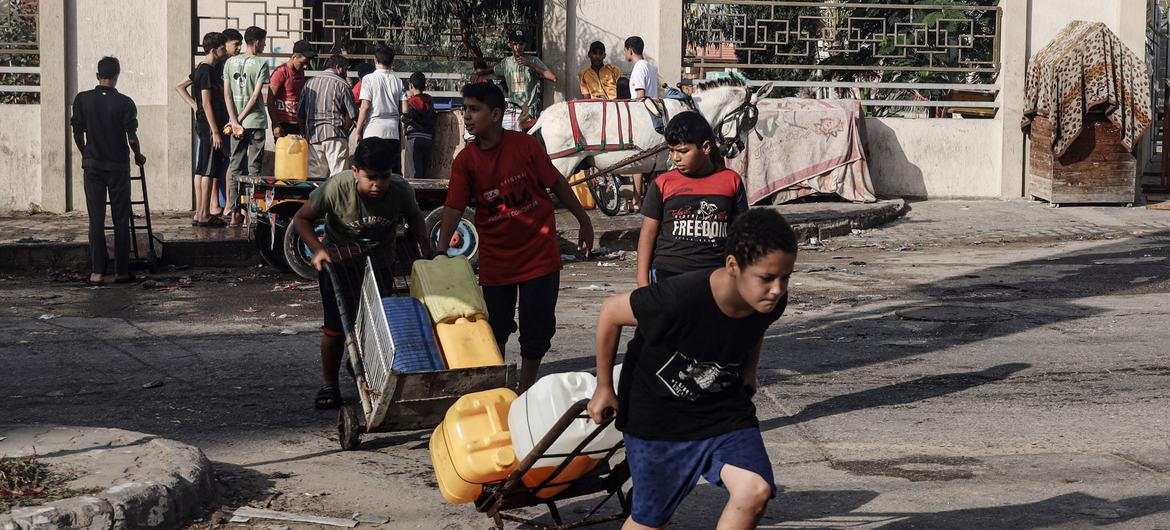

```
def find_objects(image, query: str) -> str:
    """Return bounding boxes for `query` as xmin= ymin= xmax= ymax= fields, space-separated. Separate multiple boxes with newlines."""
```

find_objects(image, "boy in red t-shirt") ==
xmin=637 ymin=112 xmax=748 ymax=287
xmin=267 ymin=40 xmax=315 ymax=137
xmin=437 ymin=82 xmax=594 ymax=392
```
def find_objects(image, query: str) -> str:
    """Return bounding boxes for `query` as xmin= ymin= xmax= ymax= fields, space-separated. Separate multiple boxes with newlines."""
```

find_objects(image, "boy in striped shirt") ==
xmin=298 ymin=55 xmax=360 ymax=179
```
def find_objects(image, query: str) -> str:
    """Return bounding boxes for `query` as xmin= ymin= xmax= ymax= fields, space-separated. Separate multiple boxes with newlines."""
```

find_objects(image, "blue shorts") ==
xmin=624 ymin=427 xmax=775 ymax=527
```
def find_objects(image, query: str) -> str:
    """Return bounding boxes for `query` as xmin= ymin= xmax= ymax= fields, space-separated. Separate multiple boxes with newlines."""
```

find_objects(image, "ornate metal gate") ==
xmin=193 ymin=0 xmax=542 ymax=64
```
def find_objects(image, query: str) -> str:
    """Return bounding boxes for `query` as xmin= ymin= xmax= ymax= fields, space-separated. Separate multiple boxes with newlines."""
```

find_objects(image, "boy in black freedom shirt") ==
xmin=588 ymin=208 xmax=797 ymax=529
xmin=637 ymin=111 xmax=748 ymax=287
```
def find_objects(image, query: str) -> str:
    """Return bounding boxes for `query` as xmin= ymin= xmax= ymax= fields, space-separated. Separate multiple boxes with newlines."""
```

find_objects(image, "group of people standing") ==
xmin=176 ymin=28 xmax=440 ymax=229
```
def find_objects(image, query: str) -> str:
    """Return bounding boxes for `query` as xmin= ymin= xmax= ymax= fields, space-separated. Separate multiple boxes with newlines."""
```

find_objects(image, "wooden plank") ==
xmin=1026 ymin=115 xmax=1136 ymax=204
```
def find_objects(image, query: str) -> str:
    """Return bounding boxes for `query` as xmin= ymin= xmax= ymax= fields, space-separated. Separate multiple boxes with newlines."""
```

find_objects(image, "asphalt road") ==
xmin=2 ymin=223 xmax=1169 ymax=529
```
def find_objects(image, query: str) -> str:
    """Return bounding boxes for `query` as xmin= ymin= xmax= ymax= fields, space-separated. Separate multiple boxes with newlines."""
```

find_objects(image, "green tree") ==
xmin=347 ymin=0 xmax=540 ymax=62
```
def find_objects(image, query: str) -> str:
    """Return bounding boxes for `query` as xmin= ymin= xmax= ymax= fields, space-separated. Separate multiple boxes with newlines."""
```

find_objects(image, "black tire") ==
xmin=338 ymin=405 xmax=362 ymax=451
xmin=283 ymin=220 xmax=323 ymax=281
xmin=590 ymin=173 xmax=624 ymax=216
xmin=253 ymin=220 xmax=290 ymax=271
xmin=423 ymin=206 xmax=479 ymax=267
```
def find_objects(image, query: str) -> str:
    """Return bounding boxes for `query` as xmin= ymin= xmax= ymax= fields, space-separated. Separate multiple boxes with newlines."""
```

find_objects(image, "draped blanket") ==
xmin=726 ymin=98 xmax=876 ymax=205
xmin=1022 ymin=20 xmax=1152 ymax=157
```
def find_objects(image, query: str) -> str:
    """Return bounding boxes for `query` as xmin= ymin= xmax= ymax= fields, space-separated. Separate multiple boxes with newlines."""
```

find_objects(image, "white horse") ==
xmin=528 ymin=80 xmax=769 ymax=178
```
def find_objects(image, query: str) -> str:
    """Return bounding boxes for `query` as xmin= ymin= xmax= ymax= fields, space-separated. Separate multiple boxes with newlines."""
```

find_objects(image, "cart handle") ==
xmin=322 ymin=261 xmax=367 ymax=383
xmin=486 ymin=400 xmax=617 ymax=513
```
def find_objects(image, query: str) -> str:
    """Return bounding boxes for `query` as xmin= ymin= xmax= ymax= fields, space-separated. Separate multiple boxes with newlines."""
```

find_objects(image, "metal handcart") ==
xmin=322 ymin=244 xmax=515 ymax=450
xmin=475 ymin=400 xmax=632 ymax=530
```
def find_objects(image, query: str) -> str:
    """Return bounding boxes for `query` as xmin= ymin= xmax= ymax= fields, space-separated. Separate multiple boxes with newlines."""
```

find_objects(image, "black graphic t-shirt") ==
xmin=308 ymin=170 xmax=421 ymax=246
xmin=189 ymin=62 xmax=229 ymax=131
xmin=641 ymin=168 xmax=749 ymax=274
xmin=617 ymin=270 xmax=787 ymax=441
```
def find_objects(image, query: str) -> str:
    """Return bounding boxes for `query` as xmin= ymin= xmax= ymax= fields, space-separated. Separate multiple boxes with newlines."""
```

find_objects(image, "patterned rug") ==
xmin=1022 ymin=20 xmax=1152 ymax=158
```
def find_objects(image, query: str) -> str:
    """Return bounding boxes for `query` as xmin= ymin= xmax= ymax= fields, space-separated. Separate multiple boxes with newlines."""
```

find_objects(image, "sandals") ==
xmin=315 ymin=385 xmax=342 ymax=410
xmin=196 ymin=216 xmax=228 ymax=227
xmin=83 ymin=278 xmax=107 ymax=287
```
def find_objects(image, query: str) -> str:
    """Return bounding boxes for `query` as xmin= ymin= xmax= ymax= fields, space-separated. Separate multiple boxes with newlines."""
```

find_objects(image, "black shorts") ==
xmin=194 ymin=125 xmax=229 ymax=178
xmin=482 ymin=272 xmax=560 ymax=359
xmin=319 ymin=269 xmax=345 ymax=337
xmin=277 ymin=122 xmax=301 ymax=136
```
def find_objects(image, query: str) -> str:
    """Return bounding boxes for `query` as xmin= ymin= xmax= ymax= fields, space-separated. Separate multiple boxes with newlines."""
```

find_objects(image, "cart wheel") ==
xmin=589 ymin=173 xmax=624 ymax=216
xmin=283 ymin=219 xmax=324 ymax=280
xmin=254 ymin=220 xmax=290 ymax=271
xmin=338 ymin=405 xmax=362 ymax=451
xmin=425 ymin=207 xmax=479 ymax=267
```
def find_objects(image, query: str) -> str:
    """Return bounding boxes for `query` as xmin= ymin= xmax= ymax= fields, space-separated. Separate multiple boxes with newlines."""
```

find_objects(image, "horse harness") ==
xmin=548 ymin=99 xmax=639 ymax=159
xmin=712 ymin=87 xmax=759 ymax=159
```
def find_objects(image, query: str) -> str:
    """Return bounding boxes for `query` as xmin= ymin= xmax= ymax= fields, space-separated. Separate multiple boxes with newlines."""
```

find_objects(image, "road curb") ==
xmin=0 ymin=426 xmax=215 ymax=530
xmin=568 ymin=199 xmax=909 ymax=250
xmin=0 ymin=200 xmax=908 ymax=273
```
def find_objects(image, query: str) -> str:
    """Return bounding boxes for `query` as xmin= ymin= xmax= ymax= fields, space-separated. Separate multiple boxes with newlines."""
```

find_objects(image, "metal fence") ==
xmin=194 ymin=0 xmax=541 ymax=66
xmin=0 ymin=0 xmax=39 ymax=104
xmin=682 ymin=0 xmax=1002 ymax=117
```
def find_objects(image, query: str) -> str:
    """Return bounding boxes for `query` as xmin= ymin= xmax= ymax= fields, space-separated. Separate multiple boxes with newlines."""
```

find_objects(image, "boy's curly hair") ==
xmin=726 ymin=208 xmax=797 ymax=267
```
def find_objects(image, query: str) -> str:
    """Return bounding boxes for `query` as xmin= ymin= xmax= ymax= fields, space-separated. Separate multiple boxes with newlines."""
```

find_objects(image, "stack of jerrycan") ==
xmin=410 ymin=256 xmax=503 ymax=368
xmin=507 ymin=368 xmax=624 ymax=498
xmin=274 ymin=135 xmax=309 ymax=181
xmin=430 ymin=388 xmax=519 ymax=503
xmin=429 ymin=367 xmax=624 ymax=504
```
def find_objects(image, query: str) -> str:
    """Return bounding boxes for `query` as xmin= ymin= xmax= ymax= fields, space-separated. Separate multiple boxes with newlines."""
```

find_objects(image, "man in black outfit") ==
xmin=71 ymin=56 xmax=146 ymax=287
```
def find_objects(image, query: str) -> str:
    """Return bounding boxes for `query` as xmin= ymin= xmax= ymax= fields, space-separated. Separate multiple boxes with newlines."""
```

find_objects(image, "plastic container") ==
xmin=379 ymin=297 xmax=446 ymax=372
xmin=429 ymin=388 xmax=518 ymax=504
xmin=435 ymin=316 xmax=505 ymax=369
xmin=508 ymin=372 xmax=623 ymax=497
xmin=571 ymin=171 xmax=596 ymax=210
xmin=410 ymin=255 xmax=488 ymax=324
xmin=274 ymin=135 xmax=309 ymax=181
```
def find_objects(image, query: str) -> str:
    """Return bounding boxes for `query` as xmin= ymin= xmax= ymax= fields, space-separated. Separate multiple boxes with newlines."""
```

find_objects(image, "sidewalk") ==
xmin=0 ymin=199 xmax=908 ymax=273
xmin=0 ymin=425 xmax=215 ymax=529
xmin=847 ymin=199 xmax=1170 ymax=247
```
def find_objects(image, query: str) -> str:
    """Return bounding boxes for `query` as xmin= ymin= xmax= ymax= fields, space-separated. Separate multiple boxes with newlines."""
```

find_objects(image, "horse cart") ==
xmin=533 ymin=80 xmax=770 ymax=216
xmin=241 ymin=176 xmax=479 ymax=279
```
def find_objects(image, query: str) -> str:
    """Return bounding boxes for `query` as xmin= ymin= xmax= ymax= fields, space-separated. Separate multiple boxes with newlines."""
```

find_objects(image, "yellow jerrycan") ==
xmin=570 ymin=171 xmax=595 ymax=210
xmin=410 ymin=255 xmax=488 ymax=324
xmin=435 ymin=315 xmax=505 ymax=369
xmin=429 ymin=388 xmax=518 ymax=504
xmin=274 ymin=135 xmax=309 ymax=181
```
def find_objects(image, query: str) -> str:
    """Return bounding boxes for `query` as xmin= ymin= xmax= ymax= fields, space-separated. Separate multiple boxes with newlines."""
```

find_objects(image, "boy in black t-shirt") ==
xmin=638 ymin=112 xmax=748 ymax=287
xmin=176 ymin=32 xmax=229 ymax=227
xmin=588 ymin=208 xmax=798 ymax=529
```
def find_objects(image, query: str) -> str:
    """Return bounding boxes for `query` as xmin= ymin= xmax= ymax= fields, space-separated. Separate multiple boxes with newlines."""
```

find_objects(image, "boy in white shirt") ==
xmin=355 ymin=46 xmax=405 ymax=174
xmin=625 ymin=35 xmax=659 ymax=210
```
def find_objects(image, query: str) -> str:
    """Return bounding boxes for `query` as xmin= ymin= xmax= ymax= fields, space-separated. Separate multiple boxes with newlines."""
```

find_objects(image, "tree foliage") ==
xmin=347 ymin=0 xmax=540 ymax=61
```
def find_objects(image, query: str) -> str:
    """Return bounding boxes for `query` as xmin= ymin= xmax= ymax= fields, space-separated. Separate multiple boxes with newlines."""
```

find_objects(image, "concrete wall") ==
xmin=58 ymin=0 xmax=192 ymax=213
xmin=2 ymin=0 xmax=1158 ymax=213
xmin=565 ymin=0 xmax=662 ymax=98
xmin=866 ymin=118 xmax=1003 ymax=199
xmin=0 ymin=105 xmax=43 ymax=211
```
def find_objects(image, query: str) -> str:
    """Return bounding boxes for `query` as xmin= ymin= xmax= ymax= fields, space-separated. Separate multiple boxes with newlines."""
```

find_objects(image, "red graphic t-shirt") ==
xmin=269 ymin=63 xmax=304 ymax=125
xmin=445 ymin=131 xmax=563 ymax=286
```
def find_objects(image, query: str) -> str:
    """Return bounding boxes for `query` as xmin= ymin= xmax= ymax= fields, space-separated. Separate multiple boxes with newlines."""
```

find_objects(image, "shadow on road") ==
xmin=759 ymin=363 xmax=1030 ymax=432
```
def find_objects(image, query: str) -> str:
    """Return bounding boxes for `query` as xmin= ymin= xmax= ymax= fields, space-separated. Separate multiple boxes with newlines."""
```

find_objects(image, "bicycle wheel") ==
xmin=589 ymin=173 xmax=624 ymax=216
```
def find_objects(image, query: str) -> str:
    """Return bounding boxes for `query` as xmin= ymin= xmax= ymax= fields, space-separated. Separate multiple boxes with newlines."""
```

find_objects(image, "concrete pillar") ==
xmin=657 ymin=0 xmax=683 ymax=87
xmin=165 ymin=1 xmax=194 ymax=211
xmin=998 ymin=0 xmax=1029 ymax=198
xmin=38 ymin=0 xmax=68 ymax=212
xmin=1118 ymin=0 xmax=1151 ymax=176
xmin=542 ymin=0 xmax=570 ymax=105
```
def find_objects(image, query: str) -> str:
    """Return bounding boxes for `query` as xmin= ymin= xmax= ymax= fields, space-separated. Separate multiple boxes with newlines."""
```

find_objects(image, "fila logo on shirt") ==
xmin=482 ymin=185 xmax=536 ymax=222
